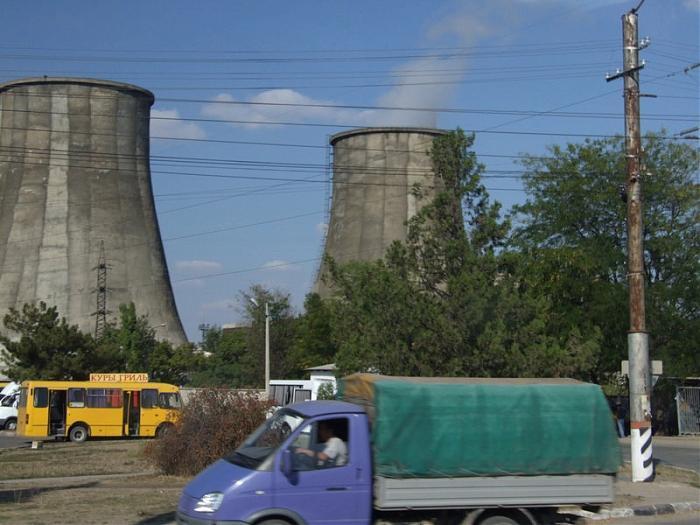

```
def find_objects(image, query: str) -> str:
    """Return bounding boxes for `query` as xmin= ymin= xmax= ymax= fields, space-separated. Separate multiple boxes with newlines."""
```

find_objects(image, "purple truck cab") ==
xmin=176 ymin=401 xmax=372 ymax=525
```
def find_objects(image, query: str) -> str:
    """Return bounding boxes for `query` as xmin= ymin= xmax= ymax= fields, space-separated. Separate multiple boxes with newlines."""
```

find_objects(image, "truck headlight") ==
xmin=194 ymin=492 xmax=224 ymax=513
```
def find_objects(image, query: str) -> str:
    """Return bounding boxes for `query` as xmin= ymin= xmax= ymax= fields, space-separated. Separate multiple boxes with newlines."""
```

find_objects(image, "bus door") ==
xmin=139 ymin=388 xmax=161 ymax=436
xmin=28 ymin=386 xmax=49 ymax=436
xmin=123 ymin=390 xmax=140 ymax=436
xmin=48 ymin=389 xmax=67 ymax=436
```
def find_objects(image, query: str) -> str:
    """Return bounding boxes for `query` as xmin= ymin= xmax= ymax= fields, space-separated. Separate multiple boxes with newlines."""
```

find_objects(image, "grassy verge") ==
xmin=0 ymin=439 xmax=152 ymax=480
xmin=0 ymin=440 xmax=189 ymax=524
xmin=0 ymin=474 xmax=188 ymax=525
xmin=617 ymin=462 xmax=700 ymax=488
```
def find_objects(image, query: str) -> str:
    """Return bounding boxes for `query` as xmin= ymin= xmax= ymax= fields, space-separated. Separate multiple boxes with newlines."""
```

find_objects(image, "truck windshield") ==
xmin=225 ymin=408 xmax=304 ymax=470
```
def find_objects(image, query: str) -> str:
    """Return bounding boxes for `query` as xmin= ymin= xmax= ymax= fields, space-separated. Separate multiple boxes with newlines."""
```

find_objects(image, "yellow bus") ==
xmin=17 ymin=379 xmax=181 ymax=442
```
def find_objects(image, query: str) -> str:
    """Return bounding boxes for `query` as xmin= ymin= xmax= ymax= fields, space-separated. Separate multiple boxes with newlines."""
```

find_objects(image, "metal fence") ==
xmin=676 ymin=386 xmax=700 ymax=435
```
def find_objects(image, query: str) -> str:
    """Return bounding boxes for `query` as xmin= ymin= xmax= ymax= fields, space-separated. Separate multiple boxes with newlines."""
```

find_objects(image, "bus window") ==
xmin=142 ymin=389 xmax=158 ymax=408
xmin=86 ymin=388 xmax=122 ymax=408
xmin=159 ymin=392 xmax=181 ymax=409
xmin=33 ymin=387 xmax=48 ymax=408
xmin=68 ymin=388 xmax=86 ymax=408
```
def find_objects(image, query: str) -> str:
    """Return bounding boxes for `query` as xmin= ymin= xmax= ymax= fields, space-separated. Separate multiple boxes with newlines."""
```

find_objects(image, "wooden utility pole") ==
xmin=607 ymin=0 xmax=653 ymax=482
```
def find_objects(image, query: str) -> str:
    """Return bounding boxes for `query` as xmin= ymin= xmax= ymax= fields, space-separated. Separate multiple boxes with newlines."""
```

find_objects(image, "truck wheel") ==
xmin=479 ymin=516 xmax=521 ymax=525
xmin=4 ymin=418 xmax=17 ymax=431
xmin=69 ymin=424 xmax=89 ymax=443
xmin=258 ymin=520 xmax=292 ymax=525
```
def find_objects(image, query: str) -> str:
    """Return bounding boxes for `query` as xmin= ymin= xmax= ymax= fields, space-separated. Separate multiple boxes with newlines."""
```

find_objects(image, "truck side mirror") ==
xmin=281 ymin=448 xmax=293 ymax=477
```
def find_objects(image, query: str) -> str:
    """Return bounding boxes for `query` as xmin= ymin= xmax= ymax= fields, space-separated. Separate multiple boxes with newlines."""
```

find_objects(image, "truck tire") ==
xmin=4 ymin=418 xmax=17 ymax=431
xmin=478 ymin=516 xmax=521 ymax=525
xmin=69 ymin=424 xmax=89 ymax=443
xmin=258 ymin=520 xmax=292 ymax=525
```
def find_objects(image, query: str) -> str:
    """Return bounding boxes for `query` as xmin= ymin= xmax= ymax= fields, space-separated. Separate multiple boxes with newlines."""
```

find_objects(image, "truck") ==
xmin=0 ymin=382 xmax=19 ymax=431
xmin=176 ymin=374 xmax=621 ymax=525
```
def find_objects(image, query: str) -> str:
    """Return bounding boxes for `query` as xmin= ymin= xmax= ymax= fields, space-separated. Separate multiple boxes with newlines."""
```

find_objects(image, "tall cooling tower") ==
xmin=315 ymin=127 xmax=445 ymax=296
xmin=0 ymin=77 xmax=186 ymax=345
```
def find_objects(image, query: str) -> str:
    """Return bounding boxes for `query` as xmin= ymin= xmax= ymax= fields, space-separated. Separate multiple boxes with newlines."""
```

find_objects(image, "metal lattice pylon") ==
xmin=92 ymin=240 xmax=111 ymax=339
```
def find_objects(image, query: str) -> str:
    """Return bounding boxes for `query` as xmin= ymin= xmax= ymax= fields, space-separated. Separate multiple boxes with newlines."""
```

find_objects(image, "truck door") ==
xmin=273 ymin=415 xmax=371 ymax=525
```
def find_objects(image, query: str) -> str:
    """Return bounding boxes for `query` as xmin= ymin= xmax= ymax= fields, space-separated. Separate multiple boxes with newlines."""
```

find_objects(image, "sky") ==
xmin=1 ymin=0 xmax=698 ymax=341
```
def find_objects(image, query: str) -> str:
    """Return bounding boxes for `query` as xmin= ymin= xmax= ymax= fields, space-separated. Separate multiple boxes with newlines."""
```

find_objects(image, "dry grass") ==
xmin=0 ymin=440 xmax=188 ymax=524
xmin=655 ymin=463 xmax=700 ymax=488
xmin=617 ymin=462 xmax=700 ymax=487
xmin=0 ymin=439 xmax=152 ymax=480
xmin=0 ymin=474 xmax=188 ymax=525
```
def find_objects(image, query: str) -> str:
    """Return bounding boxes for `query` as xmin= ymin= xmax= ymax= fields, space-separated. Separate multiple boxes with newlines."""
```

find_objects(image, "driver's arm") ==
xmin=295 ymin=447 xmax=330 ymax=461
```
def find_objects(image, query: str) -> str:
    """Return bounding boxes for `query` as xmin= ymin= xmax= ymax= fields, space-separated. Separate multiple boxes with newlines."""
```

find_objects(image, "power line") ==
xmin=1 ymin=93 xmax=695 ymax=121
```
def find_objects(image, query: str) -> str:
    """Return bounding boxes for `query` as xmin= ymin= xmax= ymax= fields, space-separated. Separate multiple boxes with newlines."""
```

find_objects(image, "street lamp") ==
xmin=249 ymin=297 xmax=270 ymax=399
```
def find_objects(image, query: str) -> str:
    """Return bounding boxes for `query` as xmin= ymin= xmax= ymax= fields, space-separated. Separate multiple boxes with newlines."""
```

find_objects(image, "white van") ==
xmin=0 ymin=382 xmax=19 ymax=431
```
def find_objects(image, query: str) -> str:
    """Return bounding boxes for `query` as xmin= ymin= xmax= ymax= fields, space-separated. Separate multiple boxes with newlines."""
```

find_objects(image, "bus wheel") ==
xmin=4 ymin=418 xmax=17 ymax=431
xmin=69 ymin=424 xmax=89 ymax=443
xmin=155 ymin=423 xmax=174 ymax=438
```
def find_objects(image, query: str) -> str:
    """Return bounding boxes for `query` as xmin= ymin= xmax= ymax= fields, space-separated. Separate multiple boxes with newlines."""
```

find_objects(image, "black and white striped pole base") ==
xmin=630 ymin=425 xmax=654 ymax=481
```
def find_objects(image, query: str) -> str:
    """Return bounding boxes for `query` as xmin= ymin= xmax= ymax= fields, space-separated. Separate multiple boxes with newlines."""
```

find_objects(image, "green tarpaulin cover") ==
xmin=339 ymin=374 xmax=621 ymax=478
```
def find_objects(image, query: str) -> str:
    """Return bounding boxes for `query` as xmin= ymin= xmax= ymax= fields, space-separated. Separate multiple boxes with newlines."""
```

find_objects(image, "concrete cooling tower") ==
xmin=315 ymin=127 xmax=445 ymax=296
xmin=0 ymin=77 xmax=186 ymax=345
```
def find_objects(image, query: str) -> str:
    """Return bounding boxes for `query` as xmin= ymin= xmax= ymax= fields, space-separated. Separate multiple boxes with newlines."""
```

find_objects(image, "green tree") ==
xmin=287 ymin=293 xmax=337 ymax=376
xmin=242 ymin=285 xmax=297 ymax=387
xmin=0 ymin=302 xmax=97 ymax=380
xmin=190 ymin=324 xmax=251 ymax=387
xmin=326 ymin=129 xmax=599 ymax=378
xmin=97 ymin=303 xmax=202 ymax=384
xmin=512 ymin=133 xmax=699 ymax=378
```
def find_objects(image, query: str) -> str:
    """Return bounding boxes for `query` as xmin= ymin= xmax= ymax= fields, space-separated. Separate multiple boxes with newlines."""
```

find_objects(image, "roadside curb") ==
xmin=571 ymin=501 xmax=700 ymax=521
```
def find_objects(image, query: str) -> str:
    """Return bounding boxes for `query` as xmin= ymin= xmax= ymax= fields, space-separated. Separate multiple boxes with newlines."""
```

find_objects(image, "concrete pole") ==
xmin=265 ymin=302 xmax=270 ymax=400
xmin=622 ymin=10 xmax=653 ymax=483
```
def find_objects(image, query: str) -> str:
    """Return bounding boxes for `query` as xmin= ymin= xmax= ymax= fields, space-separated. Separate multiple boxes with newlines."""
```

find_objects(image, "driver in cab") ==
xmin=296 ymin=420 xmax=347 ymax=467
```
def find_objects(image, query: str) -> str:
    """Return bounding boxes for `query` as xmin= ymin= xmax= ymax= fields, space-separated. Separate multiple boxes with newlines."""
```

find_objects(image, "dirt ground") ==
xmin=0 ymin=440 xmax=188 ymax=524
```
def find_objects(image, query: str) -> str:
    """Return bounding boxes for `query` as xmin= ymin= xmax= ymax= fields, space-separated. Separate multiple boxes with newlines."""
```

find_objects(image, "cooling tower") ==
xmin=0 ymin=77 xmax=186 ymax=345
xmin=315 ymin=127 xmax=445 ymax=296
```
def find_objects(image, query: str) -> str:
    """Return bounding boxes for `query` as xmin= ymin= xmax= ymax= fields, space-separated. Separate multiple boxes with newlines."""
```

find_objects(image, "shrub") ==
xmin=144 ymin=388 xmax=272 ymax=476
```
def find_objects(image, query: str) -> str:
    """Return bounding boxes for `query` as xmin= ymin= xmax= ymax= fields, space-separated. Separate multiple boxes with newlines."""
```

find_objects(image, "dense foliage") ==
xmin=512 ymin=133 xmax=699 ymax=379
xmin=1 ymin=302 xmax=98 ymax=381
xmin=1 ymin=301 xmax=202 ymax=383
xmin=143 ymin=388 xmax=271 ymax=475
xmin=322 ymin=130 xmax=605 ymax=379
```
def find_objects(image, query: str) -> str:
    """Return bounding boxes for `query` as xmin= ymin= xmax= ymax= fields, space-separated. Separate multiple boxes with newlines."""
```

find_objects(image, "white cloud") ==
xmin=683 ymin=0 xmax=699 ymax=11
xmin=201 ymin=90 xmax=359 ymax=128
xmin=151 ymin=109 xmax=206 ymax=139
xmin=175 ymin=260 xmax=223 ymax=272
xmin=262 ymin=259 xmax=296 ymax=272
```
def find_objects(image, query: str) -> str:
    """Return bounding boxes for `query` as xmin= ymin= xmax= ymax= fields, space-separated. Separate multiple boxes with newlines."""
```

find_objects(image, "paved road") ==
xmin=620 ymin=437 xmax=700 ymax=473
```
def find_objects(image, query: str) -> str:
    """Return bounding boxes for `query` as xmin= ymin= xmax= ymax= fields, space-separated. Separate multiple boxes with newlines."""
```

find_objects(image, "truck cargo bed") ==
xmin=374 ymin=474 xmax=615 ymax=510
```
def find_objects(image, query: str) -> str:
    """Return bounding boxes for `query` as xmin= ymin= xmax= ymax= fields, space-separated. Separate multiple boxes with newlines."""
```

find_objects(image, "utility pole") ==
xmin=264 ymin=301 xmax=270 ymax=399
xmin=607 ymin=0 xmax=653 ymax=482
xmin=249 ymin=296 xmax=271 ymax=399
